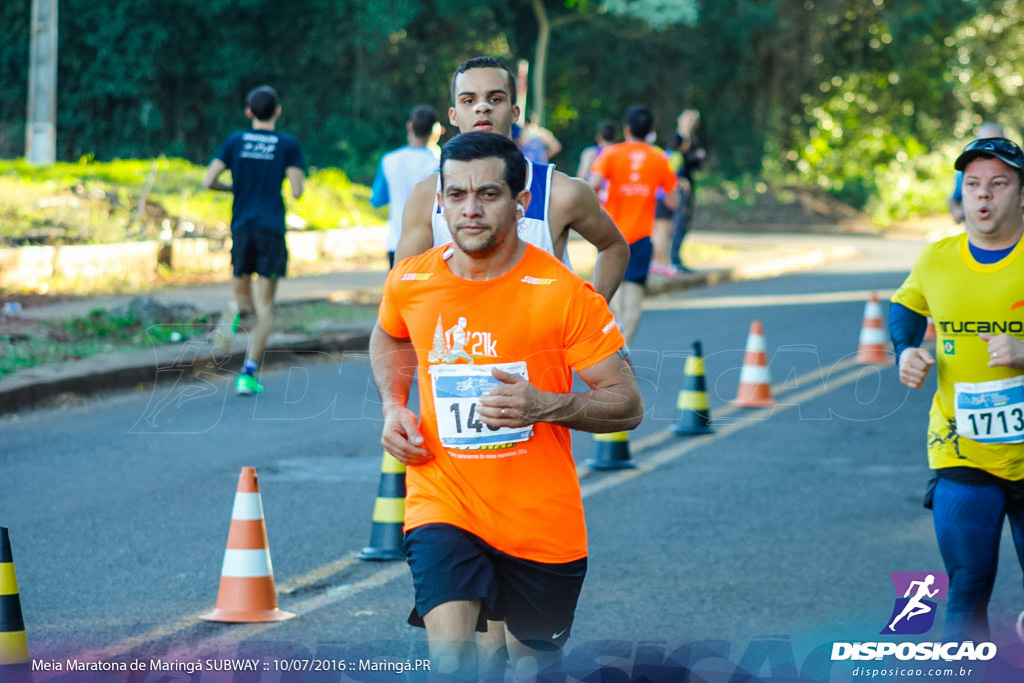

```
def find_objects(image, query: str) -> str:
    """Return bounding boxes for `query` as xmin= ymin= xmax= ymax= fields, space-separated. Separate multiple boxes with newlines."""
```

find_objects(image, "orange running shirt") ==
xmin=377 ymin=244 xmax=626 ymax=562
xmin=590 ymin=141 xmax=678 ymax=244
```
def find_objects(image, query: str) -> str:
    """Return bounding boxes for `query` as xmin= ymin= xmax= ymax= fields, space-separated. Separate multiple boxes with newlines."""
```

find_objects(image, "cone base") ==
xmin=0 ymin=630 xmax=30 ymax=667
xmin=199 ymin=607 xmax=296 ymax=623
xmin=856 ymin=351 xmax=892 ymax=365
xmin=730 ymin=397 xmax=775 ymax=408
xmin=356 ymin=546 xmax=405 ymax=562
xmin=731 ymin=380 xmax=774 ymax=407
xmin=670 ymin=423 xmax=714 ymax=436
xmin=584 ymin=458 xmax=636 ymax=471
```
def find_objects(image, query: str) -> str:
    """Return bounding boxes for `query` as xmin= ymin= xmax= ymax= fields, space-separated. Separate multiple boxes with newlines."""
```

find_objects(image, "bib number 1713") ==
xmin=954 ymin=376 xmax=1024 ymax=445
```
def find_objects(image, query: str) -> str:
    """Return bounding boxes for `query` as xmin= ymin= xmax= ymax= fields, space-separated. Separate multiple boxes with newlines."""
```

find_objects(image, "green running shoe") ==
xmin=231 ymin=311 xmax=242 ymax=335
xmin=235 ymin=373 xmax=264 ymax=396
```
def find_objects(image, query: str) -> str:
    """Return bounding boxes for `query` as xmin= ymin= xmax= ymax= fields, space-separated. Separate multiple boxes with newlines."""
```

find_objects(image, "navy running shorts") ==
xmin=624 ymin=236 xmax=653 ymax=286
xmin=231 ymin=228 xmax=288 ymax=278
xmin=403 ymin=523 xmax=587 ymax=651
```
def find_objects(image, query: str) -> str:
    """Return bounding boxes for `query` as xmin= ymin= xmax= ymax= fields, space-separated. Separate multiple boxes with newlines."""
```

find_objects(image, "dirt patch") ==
xmin=1 ymin=291 xmax=84 ymax=312
xmin=0 ymin=292 xmax=84 ymax=340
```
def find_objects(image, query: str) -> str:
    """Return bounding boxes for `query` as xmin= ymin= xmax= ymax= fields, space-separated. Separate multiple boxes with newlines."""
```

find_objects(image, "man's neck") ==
xmin=252 ymin=120 xmax=277 ymax=131
xmin=448 ymin=239 xmax=527 ymax=282
xmin=408 ymin=135 xmax=429 ymax=148
xmin=968 ymin=223 xmax=1024 ymax=251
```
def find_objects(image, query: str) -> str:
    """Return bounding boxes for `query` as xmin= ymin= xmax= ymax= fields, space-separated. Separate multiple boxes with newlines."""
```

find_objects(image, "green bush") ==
xmin=866 ymin=148 xmax=957 ymax=225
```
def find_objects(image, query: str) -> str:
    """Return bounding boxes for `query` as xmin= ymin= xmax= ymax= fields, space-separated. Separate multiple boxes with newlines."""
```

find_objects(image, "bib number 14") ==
xmin=450 ymin=401 xmax=501 ymax=434
xmin=429 ymin=361 xmax=533 ymax=449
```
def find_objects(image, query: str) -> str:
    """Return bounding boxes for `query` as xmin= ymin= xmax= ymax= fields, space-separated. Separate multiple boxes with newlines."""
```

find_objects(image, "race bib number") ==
xmin=429 ymin=362 xmax=534 ymax=449
xmin=954 ymin=375 xmax=1024 ymax=444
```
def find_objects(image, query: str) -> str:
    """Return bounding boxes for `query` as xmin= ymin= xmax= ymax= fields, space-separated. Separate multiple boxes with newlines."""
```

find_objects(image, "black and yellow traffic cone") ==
xmin=356 ymin=452 xmax=407 ymax=561
xmin=670 ymin=341 xmax=714 ymax=436
xmin=1 ymin=528 xmax=31 ymax=682
xmin=585 ymin=432 xmax=636 ymax=470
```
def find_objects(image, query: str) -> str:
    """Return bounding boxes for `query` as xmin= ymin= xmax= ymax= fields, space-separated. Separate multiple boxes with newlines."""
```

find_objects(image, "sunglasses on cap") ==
xmin=954 ymin=137 xmax=1024 ymax=171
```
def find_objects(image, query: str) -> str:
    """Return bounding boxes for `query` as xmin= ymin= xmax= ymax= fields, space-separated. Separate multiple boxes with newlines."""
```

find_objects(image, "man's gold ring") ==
xmin=502 ymin=408 xmax=506 ymax=416
xmin=993 ymin=352 xmax=998 ymax=359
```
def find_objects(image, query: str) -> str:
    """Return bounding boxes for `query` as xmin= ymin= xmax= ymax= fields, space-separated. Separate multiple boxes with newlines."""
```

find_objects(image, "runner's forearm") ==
xmin=534 ymin=384 xmax=643 ymax=433
xmin=591 ymin=239 xmax=629 ymax=303
xmin=369 ymin=323 xmax=418 ymax=409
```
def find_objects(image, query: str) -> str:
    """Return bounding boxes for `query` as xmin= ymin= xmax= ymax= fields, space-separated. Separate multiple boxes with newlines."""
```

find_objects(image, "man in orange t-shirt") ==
xmin=590 ymin=105 xmax=679 ymax=344
xmin=370 ymin=132 xmax=643 ymax=681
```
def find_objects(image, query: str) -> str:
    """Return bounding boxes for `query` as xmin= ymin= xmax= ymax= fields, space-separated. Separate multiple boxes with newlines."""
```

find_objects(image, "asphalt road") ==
xmin=4 ymin=236 xmax=1024 ymax=682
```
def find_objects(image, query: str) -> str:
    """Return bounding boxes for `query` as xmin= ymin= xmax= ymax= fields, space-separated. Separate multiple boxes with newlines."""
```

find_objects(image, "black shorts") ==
xmin=624 ymin=236 xmax=653 ymax=286
xmin=231 ymin=228 xmax=288 ymax=278
xmin=403 ymin=523 xmax=587 ymax=651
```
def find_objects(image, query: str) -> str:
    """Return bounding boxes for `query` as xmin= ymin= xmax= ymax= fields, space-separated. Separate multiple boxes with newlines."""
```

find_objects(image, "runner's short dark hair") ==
xmin=246 ymin=86 xmax=279 ymax=121
xmin=597 ymin=120 xmax=618 ymax=143
xmin=410 ymin=105 xmax=438 ymax=138
xmin=450 ymin=57 xmax=517 ymax=106
xmin=440 ymin=132 xmax=527 ymax=196
xmin=625 ymin=105 xmax=653 ymax=140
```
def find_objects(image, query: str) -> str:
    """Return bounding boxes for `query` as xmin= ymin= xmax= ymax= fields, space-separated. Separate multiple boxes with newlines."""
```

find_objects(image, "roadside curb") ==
xmin=0 ymin=241 xmax=861 ymax=416
xmin=0 ymin=330 xmax=370 ymax=416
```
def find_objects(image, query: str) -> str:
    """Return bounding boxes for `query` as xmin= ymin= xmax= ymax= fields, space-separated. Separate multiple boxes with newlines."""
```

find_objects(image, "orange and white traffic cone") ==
xmin=856 ymin=293 xmax=892 ymax=365
xmin=199 ymin=467 xmax=295 ymax=623
xmin=730 ymin=320 xmax=774 ymax=407
xmin=1 ymin=528 xmax=31 ymax=682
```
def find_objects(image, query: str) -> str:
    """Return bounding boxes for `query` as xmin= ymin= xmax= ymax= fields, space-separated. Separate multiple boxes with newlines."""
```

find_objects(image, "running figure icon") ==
xmin=887 ymin=574 xmax=939 ymax=632
xmin=445 ymin=317 xmax=474 ymax=364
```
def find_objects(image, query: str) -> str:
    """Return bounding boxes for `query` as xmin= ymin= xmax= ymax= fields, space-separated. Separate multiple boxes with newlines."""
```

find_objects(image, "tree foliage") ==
xmin=2 ymin=0 xmax=1024 ymax=221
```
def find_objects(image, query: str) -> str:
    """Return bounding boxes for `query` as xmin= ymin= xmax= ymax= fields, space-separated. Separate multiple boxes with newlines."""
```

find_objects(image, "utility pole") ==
xmin=26 ymin=0 xmax=57 ymax=165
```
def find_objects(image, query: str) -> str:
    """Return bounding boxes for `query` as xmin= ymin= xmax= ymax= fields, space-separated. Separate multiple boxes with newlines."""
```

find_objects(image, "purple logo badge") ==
xmin=881 ymin=571 xmax=948 ymax=635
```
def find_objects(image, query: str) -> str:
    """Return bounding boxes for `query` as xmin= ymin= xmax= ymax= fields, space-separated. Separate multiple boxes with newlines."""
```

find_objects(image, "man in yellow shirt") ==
xmin=890 ymin=136 xmax=1024 ymax=640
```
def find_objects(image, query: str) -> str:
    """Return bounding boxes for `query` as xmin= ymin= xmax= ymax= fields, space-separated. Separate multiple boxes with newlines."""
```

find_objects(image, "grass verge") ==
xmin=0 ymin=300 xmax=379 ymax=379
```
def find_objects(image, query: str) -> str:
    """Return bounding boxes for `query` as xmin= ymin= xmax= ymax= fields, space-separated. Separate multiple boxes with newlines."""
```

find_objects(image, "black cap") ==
xmin=954 ymin=137 xmax=1024 ymax=172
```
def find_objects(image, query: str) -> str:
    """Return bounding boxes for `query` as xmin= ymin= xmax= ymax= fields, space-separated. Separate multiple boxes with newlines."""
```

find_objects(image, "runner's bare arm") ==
xmin=369 ymin=322 xmax=432 ymax=464
xmin=477 ymin=353 xmax=643 ymax=433
xmin=286 ymin=166 xmax=304 ymax=199
xmin=202 ymin=159 xmax=232 ymax=192
xmin=394 ymin=173 xmax=440 ymax=263
xmin=663 ymin=183 xmax=681 ymax=211
xmin=551 ymin=172 xmax=629 ymax=303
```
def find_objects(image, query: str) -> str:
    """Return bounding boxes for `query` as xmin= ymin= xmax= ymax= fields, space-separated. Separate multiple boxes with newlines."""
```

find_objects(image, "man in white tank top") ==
xmin=396 ymin=56 xmax=628 ymax=302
